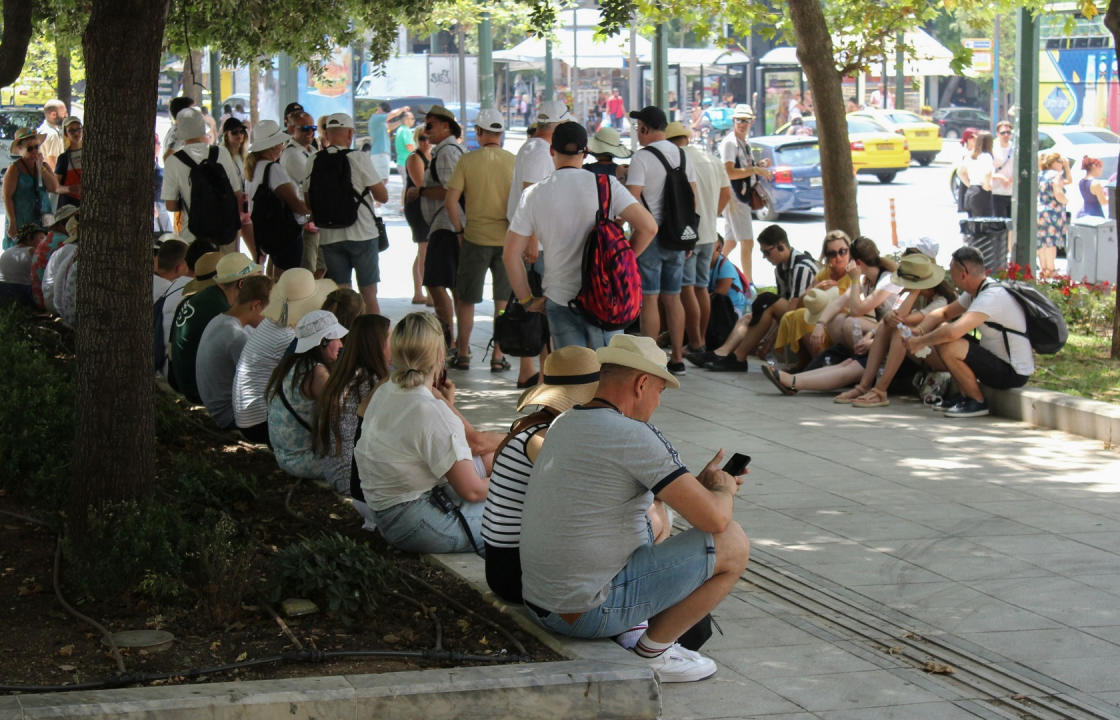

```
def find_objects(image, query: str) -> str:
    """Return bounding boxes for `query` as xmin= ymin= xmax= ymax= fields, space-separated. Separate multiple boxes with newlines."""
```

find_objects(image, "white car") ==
xmin=1038 ymin=124 xmax=1119 ymax=216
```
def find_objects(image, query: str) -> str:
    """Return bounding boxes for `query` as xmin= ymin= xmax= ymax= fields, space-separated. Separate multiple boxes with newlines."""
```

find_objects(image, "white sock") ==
xmin=633 ymin=630 xmax=674 ymax=658
xmin=613 ymin=622 xmax=648 ymax=650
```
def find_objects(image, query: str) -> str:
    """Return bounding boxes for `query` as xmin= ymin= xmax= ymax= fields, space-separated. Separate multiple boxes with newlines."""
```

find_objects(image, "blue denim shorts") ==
xmin=372 ymin=483 xmax=485 ymax=555
xmin=637 ymin=243 xmax=685 ymax=295
xmin=528 ymin=527 xmax=715 ymax=639
xmin=546 ymin=299 xmax=621 ymax=350
xmin=322 ymin=239 xmax=380 ymax=288
xmin=682 ymin=242 xmax=715 ymax=288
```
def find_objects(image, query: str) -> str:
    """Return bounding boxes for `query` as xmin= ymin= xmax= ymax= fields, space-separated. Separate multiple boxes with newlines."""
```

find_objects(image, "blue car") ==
xmin=745 ymin=135 xmax=823 ymax=221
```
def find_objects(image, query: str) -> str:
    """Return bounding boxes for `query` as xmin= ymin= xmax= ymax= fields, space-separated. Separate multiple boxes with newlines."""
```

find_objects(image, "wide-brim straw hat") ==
xmin=893 ymin=253 xmax=946 ymax=290
xmin=261 ymin=267 xmax=337 ymax=327
xmin=596 ymin=334 xmax=680 ymax=389
xmin=13 ymin=127 xmax=47 ymax=148
xmin=732 ymin=103 xmax=755 ymax=120
xmin=587 ymin=126 xmax=632 ymax=158
xmin=517 ymin=346 xmax=601 ymax=412
xmin=182 ymin=252 xmax=222 ymax=295
xmin=802 ymin=286 xmax=841 ymax=325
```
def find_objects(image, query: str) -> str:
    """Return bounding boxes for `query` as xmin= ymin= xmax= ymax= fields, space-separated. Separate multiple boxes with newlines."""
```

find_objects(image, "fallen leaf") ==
xmin=210 ymin=641 xmax=222 ymax=652
xmin=479 ymin=635 xmax=488 ymax=646
xmin=382 ymin=633 xmax=400 ymax=644
xmin=58 ymin=664 xmax=77 ymax=672
xmin=887 ymin=646 xmax=901 ymax=655
xmin=235 ymin=651 xmax=248 ymax=662
xmin=903 ymin=632 xmax=923 ymax=640
xmin=58 ymin=645 xmax=74 ymax=657
xmin=923 ymin=660 xmax=956 ymax=674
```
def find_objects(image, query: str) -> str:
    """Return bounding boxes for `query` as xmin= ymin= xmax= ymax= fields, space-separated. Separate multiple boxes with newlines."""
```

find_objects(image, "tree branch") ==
xmin=0 ymin=0 xmax=35 ymax=88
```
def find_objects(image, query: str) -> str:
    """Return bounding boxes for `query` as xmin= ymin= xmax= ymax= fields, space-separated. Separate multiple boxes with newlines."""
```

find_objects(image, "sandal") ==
xmin=834 ymin=385 xmax=869 ymax=404
xmin=450 ymin=353 xmax=471 ymax=370
xmin=516 ymin=372 xmax=540 ymax=389
xmin=490 ymin=356 xmax=511 ymax=373
xmin=761 ymin=364 xmax=797 ymax=396
xmin=851 ymin=388 xmax=890 ymax=408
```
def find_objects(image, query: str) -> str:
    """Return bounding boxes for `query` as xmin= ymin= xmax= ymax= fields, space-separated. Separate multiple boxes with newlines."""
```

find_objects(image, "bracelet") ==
xmin=520 ymin=294 xmax=535 ymax=305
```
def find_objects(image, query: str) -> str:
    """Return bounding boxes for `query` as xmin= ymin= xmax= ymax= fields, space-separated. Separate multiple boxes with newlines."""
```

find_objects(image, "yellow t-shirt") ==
xmin=774 ymin=267 xmax=853 ymax=352
xmin=446 ymin=146 xmax=516 ymax=247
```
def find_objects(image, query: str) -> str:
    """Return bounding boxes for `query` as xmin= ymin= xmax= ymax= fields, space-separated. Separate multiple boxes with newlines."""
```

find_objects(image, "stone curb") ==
xmin=989 ymin=384 xmax=1120 ymax=444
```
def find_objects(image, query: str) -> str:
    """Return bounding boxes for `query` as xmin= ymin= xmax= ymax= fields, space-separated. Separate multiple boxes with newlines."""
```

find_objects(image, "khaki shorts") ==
xmin=301 ymin=230 xmax=326 ymax=274
xmin=456 ymin=240 xmax=511 ymax=304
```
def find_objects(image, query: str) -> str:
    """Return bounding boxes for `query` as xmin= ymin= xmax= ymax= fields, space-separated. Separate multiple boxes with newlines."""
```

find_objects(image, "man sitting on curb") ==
xmin=519 ymin=333 xmax=751 ymax=683
xmin=904 ymin=245 xmax=1033 ymax=418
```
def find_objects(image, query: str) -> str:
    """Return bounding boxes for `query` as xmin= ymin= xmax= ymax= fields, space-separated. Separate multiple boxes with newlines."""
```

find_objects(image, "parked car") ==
xmin=848 ymin=108 xmax=942 ymax=166
xmin=776 ymin=116 xmax=910 ymax=183
xmin=932 ymin=106 xmax=991 ymax=139
xmin=0 ymin=105 xmax=45 ymax=177
xmin=353 ymin=95 xmax=444 ymax=153
xmin=746 ymin=135 xmax=824 ymax=221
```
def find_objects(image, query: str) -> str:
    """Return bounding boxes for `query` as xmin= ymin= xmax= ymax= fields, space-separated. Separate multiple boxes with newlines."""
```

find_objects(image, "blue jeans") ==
xmin=682 ymin=242 xmax=715 ymax=287
xmin=527 ymin=528 xmax=716 ymax=639
xmin=372 ymin=484 xmax=484 ymax=555
xmin=546 ymin=299 xmax=620 ymax=350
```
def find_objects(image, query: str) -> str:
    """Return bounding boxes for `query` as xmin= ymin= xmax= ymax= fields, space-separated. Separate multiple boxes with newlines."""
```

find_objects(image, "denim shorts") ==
xmin=372 ymin=482 xmax=485 ymax=555
xmin=546 ymin=299 xmax=621 ymax=350
xmin=637 ymin=243 xmax=685 ymax=295
xmin=527 ymin=527 xmax=715 ymax=639
xmin=322 ymin=240 xmax=379 ymax=288
xmin=682 ymin=242 xmax=715 ymax=288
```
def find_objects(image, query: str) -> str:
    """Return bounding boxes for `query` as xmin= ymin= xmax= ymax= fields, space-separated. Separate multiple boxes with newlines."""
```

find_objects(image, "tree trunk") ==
xmin=788 ymin=0 xmax=859 ymax=237
xmin=0 ymin=0 xmax=35 ymax=88
xmin=70 ymin=0 xmax=169 ymax=532
xmin=249 ymin=68 xmax=259 ymax=127
xmin=56 ymin=38 xmax=72 ymax=110
xmin=180 ymin=49 xmax=204 ymax=103
xmin=1106 ymin=0 xmax=1120 ymax=359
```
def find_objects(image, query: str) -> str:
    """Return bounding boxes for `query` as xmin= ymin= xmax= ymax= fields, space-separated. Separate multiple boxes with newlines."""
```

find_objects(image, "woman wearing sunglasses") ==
xmin=53 ymin=117 xmax=84 ymax=209
xmin=3 ymin=128 xmax=72 ymax=250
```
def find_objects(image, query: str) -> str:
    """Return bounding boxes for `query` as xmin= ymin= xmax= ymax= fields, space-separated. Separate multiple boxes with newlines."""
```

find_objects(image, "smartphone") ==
xmin=437 ymin=369 xmax=447 ymax=388
xmin=722 ymin=452 xmax=751 ymax=476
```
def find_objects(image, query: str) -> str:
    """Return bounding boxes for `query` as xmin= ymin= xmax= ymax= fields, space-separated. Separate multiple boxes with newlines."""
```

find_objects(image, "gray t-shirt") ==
xmin=196 ymin=314 xmax=251 ymax=429
xmin=520 ymin=406 xmax=689 ymax=613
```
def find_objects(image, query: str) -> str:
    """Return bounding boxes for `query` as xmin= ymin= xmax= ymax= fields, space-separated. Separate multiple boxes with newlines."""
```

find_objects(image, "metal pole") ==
xmin=209 ymin=49 xmax=221 ymax=117
xmin=457 ymin=26 xmax=467 ymax=122
xmin=1013 ymin=7 xmax=1040 ymax=269
xmin=572 ymin=7 xmax=579 ymax=118
xmin=992 ymin=14 xmax=1001 ymax=124
xmin=479 ymin=12 xmax=494 ymax=109
xmin=545 ymin=40 xmax=554 ymax=101
xmin=629 ymin=20 xmax=638 ymax=148
xmin=881 ymin=55 xmax=889 ymax=108
xmin=653 ymin=23 xmax=668 ymax=108
xmin=894 ymin=32 xmax=905 ymax=110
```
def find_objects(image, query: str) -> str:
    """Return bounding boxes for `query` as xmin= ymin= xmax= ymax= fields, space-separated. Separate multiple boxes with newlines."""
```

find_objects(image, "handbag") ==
xmin=375 ymin=214 xmax=388 ymax=252
xmin=494 ymin=295 xmax=549 ymax=357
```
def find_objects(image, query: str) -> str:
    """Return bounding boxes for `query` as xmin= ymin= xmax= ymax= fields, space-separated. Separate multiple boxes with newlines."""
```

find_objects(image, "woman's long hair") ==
xmin=265 ymin=345 xmax=329 ymax=411
xmin=850 ymin=236 xmax=898 ymax=275
xmin=971 ymin=131 xmax=993 ymax=159
xmin=313 ymin=314 xmax=391 ymax=456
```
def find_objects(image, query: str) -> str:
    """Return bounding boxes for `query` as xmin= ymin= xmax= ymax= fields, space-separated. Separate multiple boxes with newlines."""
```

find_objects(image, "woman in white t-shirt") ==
xmin=959 ymin=130 xmax=994 ymax=218
xmin=244 ymin=120 xmax=310 ymax=270
xmin=354 ymin=312 xmax=503 ymax=555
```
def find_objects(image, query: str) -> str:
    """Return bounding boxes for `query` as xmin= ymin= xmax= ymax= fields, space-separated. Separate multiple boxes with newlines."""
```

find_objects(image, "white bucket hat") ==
xmin=248 ymin=120 xmax=289 ymax=153
xmin=295 ymin=310 xmax=348 ymax=353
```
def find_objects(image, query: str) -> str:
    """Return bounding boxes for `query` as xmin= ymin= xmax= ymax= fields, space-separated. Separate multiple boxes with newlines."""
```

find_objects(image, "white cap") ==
xmin=536 ymin=101 xmax=573 ymax=124
xmin=475 ymin=108 xmax=506 ymax=132
xmin=323 ymin=113 xmax=355 ymax=130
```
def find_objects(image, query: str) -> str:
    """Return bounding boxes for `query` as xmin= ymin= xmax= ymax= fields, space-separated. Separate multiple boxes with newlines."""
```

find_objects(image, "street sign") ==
xmin=964 ymin=38 xmax=994 ymax=73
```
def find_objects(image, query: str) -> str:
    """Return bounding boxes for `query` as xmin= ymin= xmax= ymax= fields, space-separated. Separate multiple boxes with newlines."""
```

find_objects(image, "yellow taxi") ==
xmin=775 ymin=116 xmax=910 ymax=183
xmin=848 ymin=108 xmax=942 ymax=166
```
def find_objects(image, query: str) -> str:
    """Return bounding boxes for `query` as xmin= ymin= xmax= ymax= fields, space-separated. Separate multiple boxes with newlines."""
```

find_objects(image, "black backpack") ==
xmin=979 ymin=279 xmax=1068 ymax=355
xmin=706 ymin=293 xmax=738 ymax=350
xmin=251 ymin=161 xmax=301 ymax=257
xmin=307 ymin=148 xmax=371 ymax=228
xmin=174 ymin=146 xmax=241 ymax=245
xmin=641 ymin=145 xmax=699 ymax=251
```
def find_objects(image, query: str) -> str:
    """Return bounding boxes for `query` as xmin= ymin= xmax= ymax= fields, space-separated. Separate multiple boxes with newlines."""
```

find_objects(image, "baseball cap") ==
xmin=475 ymin=108 xmax=506 ymax=132
xmin=536 ymin=101 xmax=573 ymax=124
xmin=323 ymin=113 xmax=355 ymax=130
xmin=551 ymin=122 xmax=588 ymax=155
xmin=629 ymin=105 xmax=667 ymax=131
xmin=283 ymin=102 xmax=305 ymax=119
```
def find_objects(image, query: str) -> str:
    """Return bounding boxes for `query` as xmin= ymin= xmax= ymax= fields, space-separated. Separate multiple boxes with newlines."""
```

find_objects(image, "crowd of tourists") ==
xmin=0 ymin=95 xmax=1039 ymax=686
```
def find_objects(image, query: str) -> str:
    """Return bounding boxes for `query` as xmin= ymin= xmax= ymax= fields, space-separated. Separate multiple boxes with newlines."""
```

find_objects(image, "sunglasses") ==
xmin=824 ymin=247 xmax=850 ymax=259
xmin=424 ymin=122 xmax=434 ymax=131
xmin=299 ymin=125 xmax=318 ymax=132
xmin=23 ymin=144 xmax=40 ymax=152
xmin=418 ymin=136 xmax=429 ymax=142
xmin=66 ymin=126 xmax=83 ymax=134
xmin=734 ymin=117 xmax=752 ymax=123
xmin=229 ymin=128 xmax=247 ymax=136
xmin=998 ymin=131 xmax=1011 ymax=136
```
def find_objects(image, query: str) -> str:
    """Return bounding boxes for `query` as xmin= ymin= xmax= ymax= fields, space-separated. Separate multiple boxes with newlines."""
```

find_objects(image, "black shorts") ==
xmin=484 ymin=544 xmax=523 ymax=604
xmin=964 ymin=335 xmax=1029 ymax=389
xmin=992 ymin=194 xmax=1012 ymax=218
xmin=404 ymin=198 xmax=429 ymax=243
xmin=423 ymin=229 xmax=459 ymax=289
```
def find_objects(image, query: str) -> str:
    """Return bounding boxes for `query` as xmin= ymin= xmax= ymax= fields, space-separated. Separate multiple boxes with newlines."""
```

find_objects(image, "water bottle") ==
xmin=897 ymin=323 xmax=931 ymax=358
xmin=849 ymin=320 xmax=863 ymax=347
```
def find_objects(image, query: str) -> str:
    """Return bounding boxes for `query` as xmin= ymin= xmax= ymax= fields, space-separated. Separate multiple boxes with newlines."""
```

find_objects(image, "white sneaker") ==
xmin=643 ymin=643 xmax=718 ymax=683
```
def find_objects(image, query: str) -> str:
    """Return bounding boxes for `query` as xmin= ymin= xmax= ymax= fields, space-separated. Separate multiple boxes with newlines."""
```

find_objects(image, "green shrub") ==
xmin=0 ymin=306 xmax=75 ymax=505
xmin=268 ymin=532 xmax=399 ymax=622
xmin=197 ymin=510 xmax=256 ymax=626
xmin=162 ymin=452 xmax=260 ymax=512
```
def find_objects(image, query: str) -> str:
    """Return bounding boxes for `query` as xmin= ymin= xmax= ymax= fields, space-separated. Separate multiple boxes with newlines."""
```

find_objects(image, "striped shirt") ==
xmin=481 ymin=422 xmax=550 ymax=548
xmin=775 ymin=250 xmax=818 ymax=301
xmin=233 ymin=318 xmax=296 ymax=428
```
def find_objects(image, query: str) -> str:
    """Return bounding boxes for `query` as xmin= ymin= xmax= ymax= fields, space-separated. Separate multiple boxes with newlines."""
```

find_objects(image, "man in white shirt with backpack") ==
xmin=626 ymin=105 xmax=698 ymax=376
xmin=161 ymin=107 xmax=243 ymax=247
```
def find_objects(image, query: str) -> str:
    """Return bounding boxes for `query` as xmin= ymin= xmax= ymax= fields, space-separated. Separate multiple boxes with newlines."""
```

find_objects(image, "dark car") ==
xmin=747 ymin=135 xmax=824 ymax=221
xmin=0 ymin=106 xmax=45 ymax=176
xmin=932 ymin=107 xmax=991 ymax=139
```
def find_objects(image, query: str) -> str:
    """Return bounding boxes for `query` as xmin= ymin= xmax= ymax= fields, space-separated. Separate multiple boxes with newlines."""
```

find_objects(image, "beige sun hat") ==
xmin=587 ymin=126 xmax=632 ymax=158
xmin=596 ymin=334 xmax=680 ymax=389
xmin=802 ymin=286 xmax=841 ymax=325
xmin=517 ymin=346 xmax=601 ymax=413
xmin=732 ymin=103 xmax=756 ymax=120
xmin=13 ymin=127 xmax=47 ymax=149
xmin=182 ymin=252 xmax=222 ymax=295
xmin=213 ymin=252 xmax=263 ymax=284
xmin=893 ymin=253 xmax=946 ymax=290
xmin=261 ymin=268 xmax=338 ymax=327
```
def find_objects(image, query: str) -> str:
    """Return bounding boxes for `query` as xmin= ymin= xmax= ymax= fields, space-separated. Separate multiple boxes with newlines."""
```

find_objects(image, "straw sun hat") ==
xmin=517 ymin=346 xmax=602 ymax=412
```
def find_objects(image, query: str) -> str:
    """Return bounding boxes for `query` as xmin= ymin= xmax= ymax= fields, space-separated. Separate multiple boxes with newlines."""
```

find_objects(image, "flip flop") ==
xmin=834 ymin=385 xmax=869 ymax=404
xmin=761 ymin=364 xmax=797 ymax=396
xmin=851 ymin=388 xmax=890 ymax=408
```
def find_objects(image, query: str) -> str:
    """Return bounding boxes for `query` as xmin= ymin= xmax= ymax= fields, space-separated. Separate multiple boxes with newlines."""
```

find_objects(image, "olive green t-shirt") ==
xmin=169 ymin=284 xmax=231 ymax=403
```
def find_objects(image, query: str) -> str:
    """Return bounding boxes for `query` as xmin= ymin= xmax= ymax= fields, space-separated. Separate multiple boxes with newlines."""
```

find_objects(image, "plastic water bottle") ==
xmin=898 ymin=324 xmax=931 ymax=358
xmin=849 ymin=320 xmax=863 ymax=347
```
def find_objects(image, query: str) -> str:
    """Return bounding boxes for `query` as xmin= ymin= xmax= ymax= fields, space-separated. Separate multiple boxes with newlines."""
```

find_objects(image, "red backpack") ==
xmin=569 ymin=173 xmax=643 ymax=330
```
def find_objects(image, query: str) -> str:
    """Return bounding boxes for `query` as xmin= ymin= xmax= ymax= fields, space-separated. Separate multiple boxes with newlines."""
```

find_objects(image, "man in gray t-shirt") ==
xmin=520 ymin=334 xmax=750 ymax=683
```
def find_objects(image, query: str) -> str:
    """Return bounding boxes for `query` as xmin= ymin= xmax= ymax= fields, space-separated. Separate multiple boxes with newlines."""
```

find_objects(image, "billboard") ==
xmin=1039 ymin=38 xmax=1119 ymax=131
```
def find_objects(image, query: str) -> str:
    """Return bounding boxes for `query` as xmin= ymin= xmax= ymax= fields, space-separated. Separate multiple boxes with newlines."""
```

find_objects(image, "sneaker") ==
xmin=704 ymin=354 xmax=749 ymax=372
xmin=935 ymin=393 xmax=963 ymax=411
xmin=667 ymin=360 xmax=687 ymax=376
xmin=685 ymin=349 xmax=715 ymax=368
xmin=944 ymin=397 xmax=990 ymax=418
xmin=643 ymin=643 xmax=718 ymax=683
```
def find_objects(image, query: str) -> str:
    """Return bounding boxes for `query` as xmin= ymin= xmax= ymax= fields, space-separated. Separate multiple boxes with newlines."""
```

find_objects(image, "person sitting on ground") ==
xmin=266 ymin=309 xmax=348 ymax=479
xmin=197 ymin=275 xmax=274 ymax=430
xmin=707 ymin=237 xmax=749 ymax=315
xmin=234 ymin=268 xmax=336 ymax=444
xmin=903 ymin=245 xmax=1034 ymax=418
xmin=520 ymin=333 xmax=750 ymax=683
xmin=0 ymin=223 xmax=43 ymax=305
xmin=354 ymin=312 xmax=504 ymax=554
xmin=700 ymin=225 xmax=818 ymax=371
xmin=313 ymin=313 xmax=391 ymax=495
xmin=30 ymin=205 xmax=78 ymax=309
xmin=320 ymin=287 xmax=365 ymax=330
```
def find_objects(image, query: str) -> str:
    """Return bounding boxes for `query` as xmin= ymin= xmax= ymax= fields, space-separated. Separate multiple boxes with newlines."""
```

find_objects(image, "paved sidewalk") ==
xmin=379 ymin=298 xmax=1120 ymax=719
